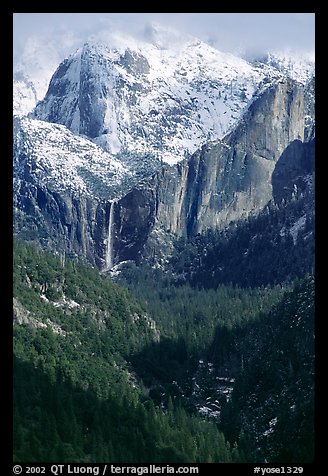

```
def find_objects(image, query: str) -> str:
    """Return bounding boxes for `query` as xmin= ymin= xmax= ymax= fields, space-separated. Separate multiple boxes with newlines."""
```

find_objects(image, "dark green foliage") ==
xmin=117 ymin=264 xmax=314 ymax=463
xmin=118 ymin=262 xmax=284 ymax=353
xmin=13 ymin=235 xmax=314 ymax=463
xmin=13 ymin=239 xmax=237 ymax=463
xmin=118 ymin=263 xmax=285 ymax=411
xmin=13 ymin=355 xmax=236 ymax=463
xmin=219 ymin=276 xmax=315 ymax=462
xmin=13 ymin=238 xmax=156 ymax=399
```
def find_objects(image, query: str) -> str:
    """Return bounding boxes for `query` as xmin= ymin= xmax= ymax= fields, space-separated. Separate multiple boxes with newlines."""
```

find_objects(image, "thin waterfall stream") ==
xmin=105 ymin=200 xmax=115 ymax=271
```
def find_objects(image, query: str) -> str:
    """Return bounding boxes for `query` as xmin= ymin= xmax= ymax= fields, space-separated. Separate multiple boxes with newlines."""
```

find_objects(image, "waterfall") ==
xmin=105 ymin=200 xmax=116 ymax=270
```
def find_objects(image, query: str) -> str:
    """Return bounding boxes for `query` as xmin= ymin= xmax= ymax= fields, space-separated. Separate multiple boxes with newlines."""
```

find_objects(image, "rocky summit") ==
xmin=13 ymin=25 xmax=315 ymax=270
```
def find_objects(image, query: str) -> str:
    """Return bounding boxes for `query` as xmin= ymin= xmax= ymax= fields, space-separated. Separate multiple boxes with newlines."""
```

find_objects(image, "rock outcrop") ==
xmin=31 ymin=36 xmax=289 ymax=167
xmin=14 ymin=186 xmax=109 ymax=267
xmin=112 ymin=78 xmax=314 ymax=264
xmin=14 ymin=78 xmax=315 ymax=269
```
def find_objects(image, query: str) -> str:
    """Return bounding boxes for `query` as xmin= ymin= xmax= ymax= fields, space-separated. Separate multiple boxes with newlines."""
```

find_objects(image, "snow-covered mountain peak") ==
xmin=15 ymin=23 xmax=315 ymax=179
xmin=83 ymin=27 xmax=262 ymax=83
xmin=31 ymin=31 xmax=288 ymax=168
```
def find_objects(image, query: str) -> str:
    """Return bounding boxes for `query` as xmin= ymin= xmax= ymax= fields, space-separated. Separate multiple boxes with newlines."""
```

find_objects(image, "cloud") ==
xmin=15 ymin=27 xmax=81 ymax=71
xmin=14 ymin=13 xmax=315 ymax=73
xmin=14 ymin=27 xmax=83 ymax=103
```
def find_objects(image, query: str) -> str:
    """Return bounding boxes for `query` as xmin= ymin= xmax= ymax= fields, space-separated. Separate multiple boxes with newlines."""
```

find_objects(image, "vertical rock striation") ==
xmin=14 ymin=78 xmax=314 ymax=268
xmin=113 ymin=78 xmax=313 ymax=263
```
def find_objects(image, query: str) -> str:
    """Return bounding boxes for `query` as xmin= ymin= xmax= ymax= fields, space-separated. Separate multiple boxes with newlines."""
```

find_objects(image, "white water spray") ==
xmin=105 ymin=200 xmax=116 ymax=271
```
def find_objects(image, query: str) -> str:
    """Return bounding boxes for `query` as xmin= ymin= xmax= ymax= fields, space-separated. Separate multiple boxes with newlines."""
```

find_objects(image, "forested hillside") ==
xmin=13 ymin=239 xmax=314 ymax=463
xmin=13 ymin=15 xmax=315 ymax=467
xmin=219 ymin=277 xmax=315 ymax=462
xmin=13 ymin=240 xmax=240 ymax=463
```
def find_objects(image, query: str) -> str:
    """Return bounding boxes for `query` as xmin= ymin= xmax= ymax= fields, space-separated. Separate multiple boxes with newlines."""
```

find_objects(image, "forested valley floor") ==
xmin=13 ymin=238 xmax=314 ymax=463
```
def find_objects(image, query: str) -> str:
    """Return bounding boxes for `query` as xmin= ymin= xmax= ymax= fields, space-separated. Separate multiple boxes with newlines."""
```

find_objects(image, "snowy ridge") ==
xmin=13 ymin=117 xmax=132 ymax=199
xmin=262 ymin=50 xmax=315 ymax=85
xmin=14 ymin=24 xmax=315 ymax=188
xmin=31 ymin=24 xmax=297 ymax=167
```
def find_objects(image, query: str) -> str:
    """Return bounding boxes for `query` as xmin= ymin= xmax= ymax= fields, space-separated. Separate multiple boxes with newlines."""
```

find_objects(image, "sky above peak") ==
xmin=13 ymin=13 xmax=315 ymax=111
xmin=13 ymin=13 xmax=315 ymax=66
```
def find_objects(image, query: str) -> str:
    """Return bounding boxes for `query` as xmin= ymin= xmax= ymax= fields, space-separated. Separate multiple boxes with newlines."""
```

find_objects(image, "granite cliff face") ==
xmin=14 ymin=78 xmax=315 ymax=269
xmin=13 ymin=115 xmax=131 ymax=269
xmin=112 ymin=78 xmax=314 ymax=264
xmin=14 ymin=185 xmax=109 ymax=268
